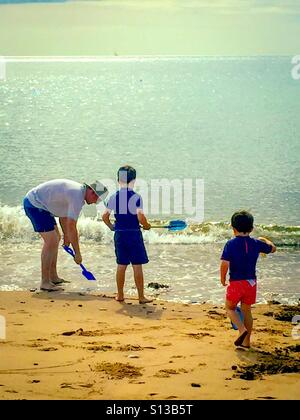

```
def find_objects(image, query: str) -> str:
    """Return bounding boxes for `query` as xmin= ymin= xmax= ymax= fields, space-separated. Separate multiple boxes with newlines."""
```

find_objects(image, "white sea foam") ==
xmin=1 ymin=205 xmax=299 ymax=246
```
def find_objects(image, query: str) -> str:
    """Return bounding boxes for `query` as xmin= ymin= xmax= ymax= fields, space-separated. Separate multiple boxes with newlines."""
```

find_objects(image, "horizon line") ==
xmin=1 ymin=54 xmax=294 ymax=63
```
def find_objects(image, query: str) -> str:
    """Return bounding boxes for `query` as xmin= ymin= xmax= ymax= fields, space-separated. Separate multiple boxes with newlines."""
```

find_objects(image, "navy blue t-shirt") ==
xmin=221 ymin=236 xmax=273 ymax=281
xmin=106 ymin=188 xmax=142 ymax=231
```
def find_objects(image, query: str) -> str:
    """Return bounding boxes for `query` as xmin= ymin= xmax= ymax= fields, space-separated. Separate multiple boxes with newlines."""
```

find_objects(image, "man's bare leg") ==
xmin=49 ymin=225 xmax=63 ymax=283
xmin=132 ymin=265 xmax=152 ymax=304
xmin=116 ymin=265 xmax=127 ymax=301
xmin=39 ymin=230 xmax=61 ymax=291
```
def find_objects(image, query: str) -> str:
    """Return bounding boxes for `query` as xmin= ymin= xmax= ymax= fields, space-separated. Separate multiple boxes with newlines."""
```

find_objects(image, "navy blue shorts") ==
xmin=114 ymin=230 xmax=149 ymax=266
xmin=23 ymin=197 xmax=57 ymax=233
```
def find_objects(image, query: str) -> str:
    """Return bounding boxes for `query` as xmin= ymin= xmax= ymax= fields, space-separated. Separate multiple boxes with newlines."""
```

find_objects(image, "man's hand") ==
xmin=143 ymin=223 xmax=151 ymax=231
xmin=74 ymin=252 xmax=82 ymax=265
xmin=221 ymin=278 xmax=227 ymax=287
xmin=63 ymin=238 xmax=71 ymax=247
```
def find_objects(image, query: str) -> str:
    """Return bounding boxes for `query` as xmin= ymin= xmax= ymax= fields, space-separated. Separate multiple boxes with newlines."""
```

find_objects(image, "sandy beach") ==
xmin=0 ymin=291 xmax=299 ymax=400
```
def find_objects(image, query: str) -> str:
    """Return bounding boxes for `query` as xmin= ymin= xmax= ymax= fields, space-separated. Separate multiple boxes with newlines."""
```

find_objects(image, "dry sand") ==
xmin=0 ymin=291 xmax=299 ymax=400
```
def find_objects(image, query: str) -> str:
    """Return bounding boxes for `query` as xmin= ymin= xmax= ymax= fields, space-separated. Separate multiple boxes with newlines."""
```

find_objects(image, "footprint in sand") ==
xmin=129 ymin=380 xmax=145 ymax=384
xmin=117 ymin=344 xmax=143 ymax=351
xmin=38 ymin=347 xmax=58 ymax=352
xmin=86 ymin=345 xmax=113 ymax=352
xmin=79 ymin=384 xmax=93 ymax=388
xmin=27 ymin=343 xmax=43 ymax=348
xmin=62 ymin=328 xmax=123 ymax=337
xmin=154 ymin=369 xmax=179 ymax=378
xmin=186 ymin=332 xmax=215 ymax=339
xmin=60 ymin=383 xmax=76 ymax=389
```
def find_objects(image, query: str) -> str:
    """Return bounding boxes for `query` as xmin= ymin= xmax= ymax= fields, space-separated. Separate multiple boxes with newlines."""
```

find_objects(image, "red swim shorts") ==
xmin=226 ymin=280 xmax=257 ymax=305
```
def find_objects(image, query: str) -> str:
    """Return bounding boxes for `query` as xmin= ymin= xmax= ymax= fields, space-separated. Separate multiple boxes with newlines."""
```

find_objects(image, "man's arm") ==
xmin=220 ymin=260 xmax=229 ymax=286
xmin=102 ymin=209 xmax=114 ymax=231
xmin=59 ymin=217 xmax=82 ymax=264
xmin=137 ymin=209 xmax=151 ymax=230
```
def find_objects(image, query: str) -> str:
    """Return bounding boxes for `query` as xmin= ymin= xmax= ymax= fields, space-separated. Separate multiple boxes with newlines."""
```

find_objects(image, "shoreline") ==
xmin=0 ymin=291 xmax=299 ymax=400
xmin=0 ymin=239 xmax=299 ymax=305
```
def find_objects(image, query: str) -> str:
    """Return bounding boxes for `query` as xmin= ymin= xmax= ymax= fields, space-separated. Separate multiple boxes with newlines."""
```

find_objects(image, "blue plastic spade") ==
xmin=231 ymin=306 xmax=244 ymax=330
xmin=151 ymin=220 xmax=187 ymax=232
xmin=63 ymin=245 xmax=96 ymax=281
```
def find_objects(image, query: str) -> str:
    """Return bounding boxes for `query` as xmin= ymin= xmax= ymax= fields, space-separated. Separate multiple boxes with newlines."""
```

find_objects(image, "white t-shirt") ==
xmin=26 ymin=179 xmax=86 ymax=220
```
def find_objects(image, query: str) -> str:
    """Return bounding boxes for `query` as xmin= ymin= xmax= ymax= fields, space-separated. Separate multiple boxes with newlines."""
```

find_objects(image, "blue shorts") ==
xmin=23 ymin=197 xmax=57 ymax=233
xmin=114 ymin=230 xmax=149 ymax=266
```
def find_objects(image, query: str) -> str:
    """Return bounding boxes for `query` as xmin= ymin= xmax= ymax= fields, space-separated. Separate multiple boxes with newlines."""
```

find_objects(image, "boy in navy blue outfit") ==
xmin=220 ymin=211 xmax=276 ymax=347
xmin=102 ymin=166 xmax=153 ymax=304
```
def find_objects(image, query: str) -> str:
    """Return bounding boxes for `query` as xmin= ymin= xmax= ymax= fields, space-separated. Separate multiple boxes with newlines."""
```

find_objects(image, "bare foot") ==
xmin=40 ymin=286 xmax=63 ymax=292
xmin=234 ymin=330 xmax=248 ymax=347
xmin=241 ymin=333 xmax=251 ymax=348
xmin=51 ymin=278 xmax=70 ymax=285
xmin=238 ymin=344 xmax=251 ymax=349
xmin=139 ymin=298 xmax=153 ymax=304
xmin=40 ymin=281 xmax=63 ymax=292
xmin=115 ymin=296 xmax=124 ymax=302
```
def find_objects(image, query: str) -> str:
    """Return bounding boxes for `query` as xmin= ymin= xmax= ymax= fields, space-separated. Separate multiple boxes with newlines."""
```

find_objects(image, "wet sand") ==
xmin=0 ymin=291 xmax=299 ymax=400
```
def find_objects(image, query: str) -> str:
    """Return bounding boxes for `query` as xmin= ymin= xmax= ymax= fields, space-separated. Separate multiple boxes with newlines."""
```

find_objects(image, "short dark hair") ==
xmin=231 ymin=210 xmax=254 ymax=233
xmin=117 ymin=165 xmax=136 ymax=184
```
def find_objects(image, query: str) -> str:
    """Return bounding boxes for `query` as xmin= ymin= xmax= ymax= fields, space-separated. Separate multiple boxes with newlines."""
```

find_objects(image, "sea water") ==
xmin=0 ymin=57 xmax=299 ymax=303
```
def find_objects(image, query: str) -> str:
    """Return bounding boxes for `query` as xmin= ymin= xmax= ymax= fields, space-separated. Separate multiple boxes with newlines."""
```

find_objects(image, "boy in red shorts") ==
xmin=220 ymin=211 xmax=276 ymax=347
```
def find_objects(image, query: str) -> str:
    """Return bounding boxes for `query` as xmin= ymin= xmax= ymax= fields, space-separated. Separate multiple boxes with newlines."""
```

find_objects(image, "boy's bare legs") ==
xmin=132 ymin=265 xmax=152 ymax=304
xmin=225 ymin=300 xmax=247 ymax=345
xmin=39 ymin=230 xmax=62 ymax=291
xmin=241 ymin=303 xmax=253 ymax=347
xmin=116 ymin=264 xmax=127 ymax=301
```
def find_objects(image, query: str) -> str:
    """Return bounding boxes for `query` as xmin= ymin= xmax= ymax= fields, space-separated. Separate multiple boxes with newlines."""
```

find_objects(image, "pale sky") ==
xmin=0 ymin=0 xmax=299 ymax=55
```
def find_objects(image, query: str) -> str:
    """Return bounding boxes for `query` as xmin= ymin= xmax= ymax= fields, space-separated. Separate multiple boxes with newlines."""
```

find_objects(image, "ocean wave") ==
xmin=0 ymin=205 xmax=299 ymax=246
